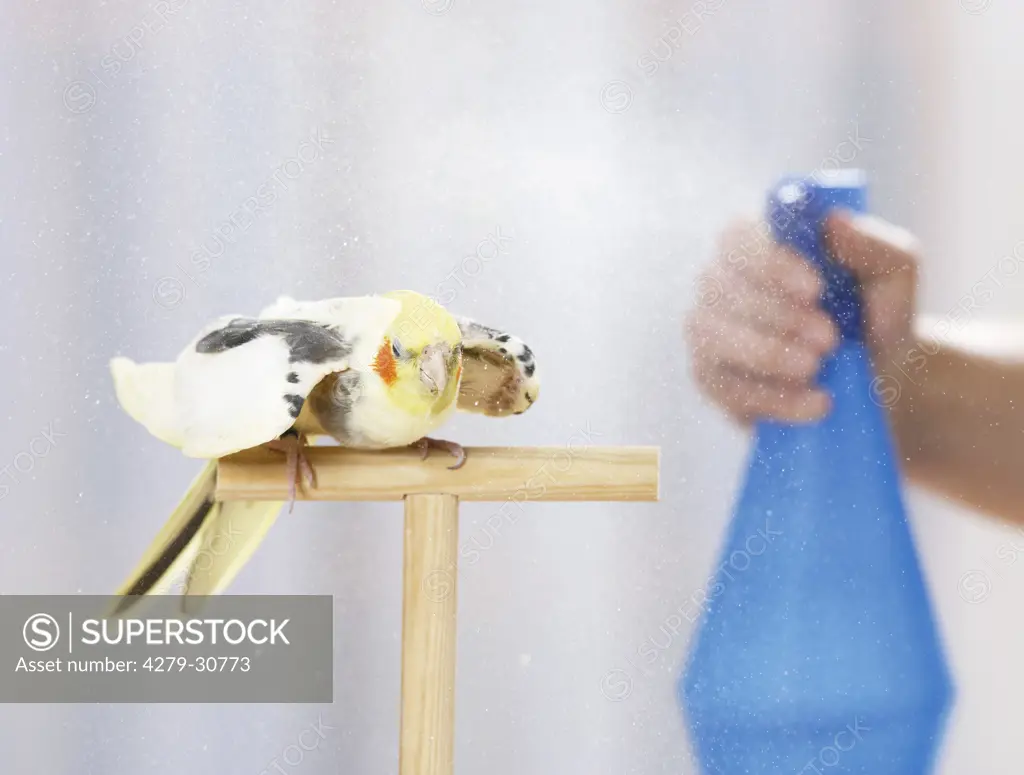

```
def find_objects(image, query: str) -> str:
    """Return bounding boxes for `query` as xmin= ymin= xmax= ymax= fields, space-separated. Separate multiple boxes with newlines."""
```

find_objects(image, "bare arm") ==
xmin=884 ymin=326 xmax=1024 ymax=523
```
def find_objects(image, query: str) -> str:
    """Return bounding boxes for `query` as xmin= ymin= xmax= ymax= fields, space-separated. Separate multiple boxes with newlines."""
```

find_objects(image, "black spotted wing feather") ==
xmin=194 ymin=319 xmax=354 ymax=364
xmin=454 ymin=317 xmax=539 ymax=416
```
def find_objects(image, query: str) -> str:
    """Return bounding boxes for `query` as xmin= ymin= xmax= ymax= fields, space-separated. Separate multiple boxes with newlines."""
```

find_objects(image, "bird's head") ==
xmin=375 ymin=291 xmax=463 ymax=414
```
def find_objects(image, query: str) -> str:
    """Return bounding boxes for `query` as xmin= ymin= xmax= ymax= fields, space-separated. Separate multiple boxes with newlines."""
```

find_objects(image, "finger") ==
xmin=735 ymin=245 xmax=825 ymax=302
xmin=717 ymin=219 xmax=824 ymax=303
xmin=823 ymin=212 xmax=920 ymax=280
xmin=688 ymin=314 xmax=824 ymax=383
xmin=694 ymin=363 xmax=831 ymax=424
xmin=716 ymin=272 xmax=839 ymax=352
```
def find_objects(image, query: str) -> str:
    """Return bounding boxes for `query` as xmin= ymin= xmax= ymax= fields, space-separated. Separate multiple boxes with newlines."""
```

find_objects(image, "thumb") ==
xmin=823 ymin=211 xmax=920 ymax=281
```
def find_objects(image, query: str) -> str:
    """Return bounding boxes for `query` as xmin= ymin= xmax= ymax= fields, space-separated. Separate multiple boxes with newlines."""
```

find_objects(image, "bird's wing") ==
xmin=172 ymin=296 xmax=401 ymax=458
xmin=110 ymin=357 xmax=184 ymax=449
xmin=108 ymin=297 xmax=400 ymax=459
xmin=453 ymin=317 xmax=539 ymax=416
xmin=257 ymin=294 xmax=393 ymax=325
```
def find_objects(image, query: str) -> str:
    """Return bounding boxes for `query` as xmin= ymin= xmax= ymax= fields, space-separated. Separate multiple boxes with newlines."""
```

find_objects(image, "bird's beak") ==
xmin=419 ymin=344 xmax=449 ymax=397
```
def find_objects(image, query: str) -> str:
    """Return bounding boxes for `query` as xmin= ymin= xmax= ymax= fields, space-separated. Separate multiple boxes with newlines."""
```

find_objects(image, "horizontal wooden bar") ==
xmin=215 ymin=446 xmax=659 ymax=503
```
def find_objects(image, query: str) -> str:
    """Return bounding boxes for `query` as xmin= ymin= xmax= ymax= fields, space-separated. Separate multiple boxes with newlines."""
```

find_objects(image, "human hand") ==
xmin=686 ymin=212 xmax=920 ymax=424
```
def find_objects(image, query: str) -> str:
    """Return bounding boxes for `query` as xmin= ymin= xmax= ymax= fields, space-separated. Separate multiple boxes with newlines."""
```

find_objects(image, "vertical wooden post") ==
xmin=399 ymin=493 xmax=459 ymax=775
xmin=215 ymin=445 xmax=659 ymax=772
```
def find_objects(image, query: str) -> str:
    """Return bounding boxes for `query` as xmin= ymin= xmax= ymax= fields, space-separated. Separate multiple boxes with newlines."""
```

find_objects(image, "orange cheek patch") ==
xmin=373 ymin=339 xmax=398 ymax=386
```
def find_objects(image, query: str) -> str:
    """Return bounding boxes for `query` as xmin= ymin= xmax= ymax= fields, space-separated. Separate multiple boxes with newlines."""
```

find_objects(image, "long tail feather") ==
xmin=180 ymin=499 xmax=284 ymax=615
xmin=109 ymin=461 xmax=218 ymax=616
xmin=108 ymin=462 xmax=283 ymax=617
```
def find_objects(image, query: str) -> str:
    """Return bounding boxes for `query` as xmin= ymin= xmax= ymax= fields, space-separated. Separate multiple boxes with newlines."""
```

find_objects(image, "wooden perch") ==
xmin=215 ymin=444 xmax=660 ymax=775
xmin=216 ymin=445 xmax=659 ymax=502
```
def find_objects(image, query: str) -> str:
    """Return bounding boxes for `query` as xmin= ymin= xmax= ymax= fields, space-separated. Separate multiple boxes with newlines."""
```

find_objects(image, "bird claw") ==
xmin=411 ymin=437 xmax=467 ymax=470
xmin=265 ymin=432 xmax=316 ymax=512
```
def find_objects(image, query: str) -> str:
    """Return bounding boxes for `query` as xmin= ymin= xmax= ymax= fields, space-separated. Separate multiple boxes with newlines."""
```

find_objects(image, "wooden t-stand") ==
xmin=216 ymin=445 xmax=660 ymax=775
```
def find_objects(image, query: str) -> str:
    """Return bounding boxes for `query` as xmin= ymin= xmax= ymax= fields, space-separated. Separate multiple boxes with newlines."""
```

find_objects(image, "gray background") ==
xmin=1 ymin=0 xmax=1021 ymax=772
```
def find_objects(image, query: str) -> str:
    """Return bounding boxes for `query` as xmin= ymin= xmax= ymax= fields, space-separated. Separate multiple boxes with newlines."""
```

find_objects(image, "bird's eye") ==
xmin=391 ymin=340 xmax=404 ymax=359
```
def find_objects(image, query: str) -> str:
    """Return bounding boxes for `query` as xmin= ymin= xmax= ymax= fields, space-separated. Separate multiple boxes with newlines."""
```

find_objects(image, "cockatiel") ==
xmin=109 ymin=290 xmax=539 ymax=615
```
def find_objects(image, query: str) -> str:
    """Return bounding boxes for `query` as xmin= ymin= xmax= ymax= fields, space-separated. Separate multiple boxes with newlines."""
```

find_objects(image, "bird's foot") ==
xmin=411 ymin=437 xmax=467 ymax=470
xmin=265 ymin=431 xmax=317 ymax=512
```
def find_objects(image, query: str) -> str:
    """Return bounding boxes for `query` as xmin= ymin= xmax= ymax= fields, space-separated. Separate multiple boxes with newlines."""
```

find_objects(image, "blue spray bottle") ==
xmin=680 ymin=171 xmax=954 ymax=774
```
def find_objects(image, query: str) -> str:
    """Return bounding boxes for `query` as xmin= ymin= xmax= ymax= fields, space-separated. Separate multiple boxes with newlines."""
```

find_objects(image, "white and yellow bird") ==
xmin=109 ymin=290 xmax=539 ymax=615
